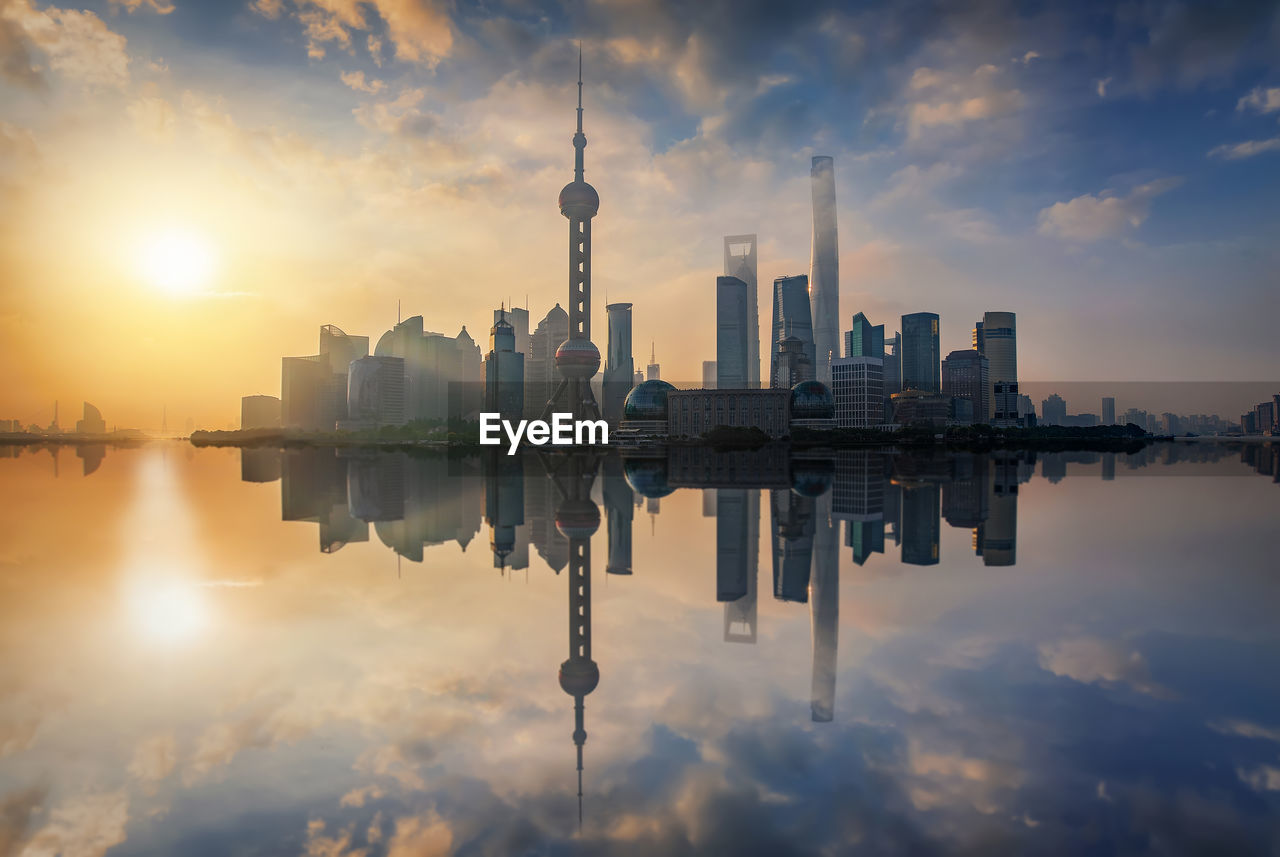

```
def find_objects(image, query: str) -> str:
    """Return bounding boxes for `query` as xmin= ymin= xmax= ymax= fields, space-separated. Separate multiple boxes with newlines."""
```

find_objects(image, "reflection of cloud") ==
xmin=22 ymin=791 xmax=129 ymax=857
xmin=1038 ymin=636 xmax=1167 ymax=696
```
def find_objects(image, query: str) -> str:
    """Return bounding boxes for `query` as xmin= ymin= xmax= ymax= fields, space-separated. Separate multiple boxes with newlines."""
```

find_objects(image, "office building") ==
xmin=809 ymin=156 xmax=839 ymax=384
xmin=844 ymin=312 xmax=884 ymax=360
xmin=702 ymin=361 xmax=717 ymax=389
xmin=900 ymin=312 xmax=940 ymax=393
xmin=973 ymin=312 xmax=1016 ymax=421
xmin=1102 ymin=397 xmax=1116 ymax=425
xmin=484 ymin=309 xmax=525 ymax=422
xmin=831 ymin=356 xmax=884 ymax=428
xmin=373 ymin=316 xmax=480 ymax=424
xmin=769 ymin=275 xmax=814 ymax=386
xmin=75 ymin=402 xmax=106 ymax=435
xmin=723 ymin=234 xmax=760 ymax=387
xmin=241 ymin=395 xmax=281 ymax=430
xmin=716 ymin=275 xmax=751 ymax=389
xmin=1042 ymin=394 xmax=1067 ymax=426
xmin=882 ymin=331 xmax=901 ymax=422
xmin=646 ymin=343 xmax=661 ymax=381
xmin=994 ymin=382 xmax=1023 ymax=427
xmin=602 ymin=302 xmax=634 ymax=425
xmin=344 ymin=356 xmax=406 ymax=428
xmin=526 ymin=304 xmax=569 ymax=418
xmin=283 ymin=324 xmax=369 ymax=430
xmin=773 ymin=334 xmax=814 ymax=388
xmin=497 ymin=305 xmax=530 ymax=357
xmin=891 ymin=390 xmax=951 ymax=427
xmin=667 ymin=388 xmax=790 ymax=439
xmin=942 ymin=349 xmax=989 ymax=426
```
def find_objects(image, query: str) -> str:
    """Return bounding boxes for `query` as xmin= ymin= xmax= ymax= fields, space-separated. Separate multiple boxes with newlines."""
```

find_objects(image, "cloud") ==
xmin=108 ymin=0 xmax=175 ymax=14
xmin=340 ymin=69 xmax=383 ymax=94
xmin=254 ymin=0 xmax=453 ymax=67
xmin=905 ymin=63 xmax=1026 ymax=139
xmin=21 ymin=791 xmax=129 ymax=857
xmin=1096 ymin=77 xmax=1111 ymax=98
xmin=1038 ymin=636 xmax=1167 ymax=695
xmin=1208 ymin=136 xmax=1280 ymax=160
xmin=1236 ymin=86 xmax=1280 ymax=114
xmin=1036 ymin=178 xmax=1182 ymax=242
xmin=128 ymin=732 xmax=178 ymax=783
xmin=0 ymin=786 xmax=46 ymax=857
xmin=0 ymin=0 xmax=131 ymax=89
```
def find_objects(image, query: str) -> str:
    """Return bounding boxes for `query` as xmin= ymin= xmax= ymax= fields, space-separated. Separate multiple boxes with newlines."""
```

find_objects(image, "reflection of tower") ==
xmin=485 ymin=451 xmax=525 ymax=571
xmin=771 ymin=489 xmax=814 ymax=602
xmin=982 ymin=453 xmax=1018 ymax=566
xmin=542 ymin=50 xmax=602 ymax=423
xmin=545 ymin=454 xmax=602 ymax=827
xmin=810 ymin=489 xmax=838 ymax=722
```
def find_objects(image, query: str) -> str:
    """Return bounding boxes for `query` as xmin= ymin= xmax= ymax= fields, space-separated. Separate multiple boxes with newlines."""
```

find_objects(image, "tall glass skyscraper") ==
xmin=716 ymin=276 xmax=750 ymax=389
xmin=809 ymin=157 xmax=839 ymax=385
xmin=723 ymin=235 xmax=760 ymax=388
xmin=845 ymin=311 xmax=884 ymax=359
xmin=770 ymin=275 xmax=815 ymax=387
xmin=602 ymin=303 xmax=634 ymax=424
xmin=900 ymin=312 xmax=940 ymax=393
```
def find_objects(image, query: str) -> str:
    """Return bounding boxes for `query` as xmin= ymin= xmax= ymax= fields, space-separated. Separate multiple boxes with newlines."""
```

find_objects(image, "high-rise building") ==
xmin=485 ymin=309 xmax=525 ymax=422
xmin=701 ymin=361 xmax=717 ymax=389
xmin=900 ymin=312 xmax=940 ymax=393
xmin=646 ymin=343 xmax=660 ymax=381
xmin=1042 ymin=394 xmax=1067 ymax=426
xmin=723 ymin=234 xmax=760 ymax=387
xmin=773 ymin=335 xmax=814 ymax=388
xmin=973 ymin=312 xmax=1016 ymax=422
xmin=373 ymin=317 xmax=479 ymax=424
xmin=282 ymin=324 xmax=369 ymax=430
xmin=882 ymin=331 xmax=901 ymax=422
xmin=602 ymin=302 xmax=634 ymax=425
xmin=1102 ymin=396 xmax=1116 ymax=425
xmin=770 ymin=275 xmax=814 ymax=387
xmin=75 ymin=402 xmax=106 ymax=435
xmin=845 ymin=312 xmax=884 ymax=359
xmin=345 ymin=356 xmax=406 ymax=428
xmin=830 ymin=356 xmax=884 ymax=428
xmin=526 ymin=304 xmax=569 ymax=418
xmin=241 ymin=395 xmax=281 ymax=430
xmin=809 ymin=156 xmax=839 ymax=385
xmin=716 ymin=275 xmax=750 ymax=390
xmin=496 ymin=306 xmax=530 ymax=357
xmin=633 ymin=370 xmax=644 ymax=386
xmin=992 ymin=382 xmax=1023 ymax=426
xmin=542 ymin=51 xmax=602 ymax=422
xmin=942 ymin=350 xmax=989 ymax=425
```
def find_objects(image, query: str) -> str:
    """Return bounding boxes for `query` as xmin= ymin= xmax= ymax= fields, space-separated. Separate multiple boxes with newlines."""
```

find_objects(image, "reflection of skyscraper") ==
xmin=716 ymin=275 xmax=750 ymax=389
xmin=810 ymin=489 xmax=838 ymax=722
xmin=832 ymin=451 xmax=886 ymax=565
xmin=809 ymin=156 xmax=839 ymax=385
xmin=899 ymin=480 xmax=940 ymax=565
xmin=281 ymin=449 xmax=369 ymax=552
xmin=901 ymin=313 xmax=940 ymax=393
xmin=485 ymin=452 xmax=525 ymax=570
xmin=602 ymin=303 xmax=634 ymax=425
xmin=720 ymin=489 xmax=758 ymax=643
xmin=723 ymin=234 xmax=760 ymax=387
xmin=602 ymin=455 xmax=633 ymax=575
xmin=770 ymin=275 xmax=815 ymax=387
xmin=240 ymin=447 xmax=282 ymax=483
xmin=982 ymin=453 xmax=1018 ymax=566
xmin=771 ymin=488 xmax=814 ymax=602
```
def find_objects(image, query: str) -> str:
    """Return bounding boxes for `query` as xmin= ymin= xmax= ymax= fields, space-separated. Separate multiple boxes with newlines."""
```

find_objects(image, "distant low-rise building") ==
xmin=241 ymin=395 xmax=282 ymax=430
xmin=891 ymin=390 xmax=950 ymax=427
xmin=668 ymin=388 xmax=791 ymax=438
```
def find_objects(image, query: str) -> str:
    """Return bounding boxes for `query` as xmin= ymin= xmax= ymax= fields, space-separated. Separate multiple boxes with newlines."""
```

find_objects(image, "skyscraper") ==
xmin=974 ymin=312 xmax=1016 ymax=422
xmin=701 ymin=361 xmax=717 ymax=389
xmin=845 ymin=312 xmax=884 ymax=359
xmin=723 ymin=234 xmax=760 ymax=387
xmin=526 ymin=304 xmax=568 ymax=418
xmin=542 ymin=50 xmax=602 ymax=422
xmin=770 ymin=275 xmax=814 ymax=387
xmin=485 ymin=309 xmax=524 ymax=421
xmin=1102 ymin=397 xmax=1116 ymax=425
xmin=900 ymin=312 xmax=940 ymax=393
xmin=646 ymin=344 xmax=660 ymax=381
xmin=716 ymin=275 xmax=750 ymax=389
xmin=942 ymin=349 xmax=989 ymax=426
xmin=809 ymin=156 xmax=839 ymax=385
xmin=346 ymin=356 xmax=406 ymax=428
xmin=602 ymin=303 xmax=634 ymax=425
xmin=496 ymin=305 xmax=530 ymax=357
xmin=1042 ymin=393 xmax=1067 ymax=426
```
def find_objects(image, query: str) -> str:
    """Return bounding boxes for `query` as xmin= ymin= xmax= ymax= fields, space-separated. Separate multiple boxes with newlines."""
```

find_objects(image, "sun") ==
xmin=138 ymin=227 xmax=216 ymax=296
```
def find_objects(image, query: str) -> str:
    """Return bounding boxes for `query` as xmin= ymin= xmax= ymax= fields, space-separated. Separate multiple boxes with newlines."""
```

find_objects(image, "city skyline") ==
xmin=2 ymin=1 xmax=1279 ymax=429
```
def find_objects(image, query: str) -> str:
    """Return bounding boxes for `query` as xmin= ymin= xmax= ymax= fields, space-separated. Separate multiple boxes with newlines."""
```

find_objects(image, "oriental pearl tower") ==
xmin=541 ymin=48 xmax=602 ymax=422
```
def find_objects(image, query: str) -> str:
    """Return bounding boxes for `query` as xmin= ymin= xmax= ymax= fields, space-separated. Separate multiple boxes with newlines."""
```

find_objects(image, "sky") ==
xmin=1 ymin=0 xmax=1278 ymax=429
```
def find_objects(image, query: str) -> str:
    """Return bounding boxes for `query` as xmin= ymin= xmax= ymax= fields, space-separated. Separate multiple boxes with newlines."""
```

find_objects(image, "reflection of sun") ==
xmin=138 ymin=227 xmax=216 ymax=296
xmin=129 ymin=580 xmax=209 ymax=643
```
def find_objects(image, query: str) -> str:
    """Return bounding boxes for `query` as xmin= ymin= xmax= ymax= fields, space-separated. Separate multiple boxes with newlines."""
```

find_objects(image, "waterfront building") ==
xmin=1102 ymin=396 xmax=1116 ymax=425
xmin=769 ymin=275 xmax=814 ymax=386
xmin=809 ymin=156 xmax=839 ymax=384
xmin=941 ymin=349 xmax=989 ymax=425
xmin=891 ymin=389 xmax=951 ymax=427
xmin=830 ymin=356 xmax=884 ymax=428
xmin=844 ymin=312 xmax=884 ymax=360
xmin=484 ymin=310 xmax=525 ymax=422
xmin=343 ymin=356 xmax=406 ymax=429
xmin=602 ymin=303 xmax=635 ymax=425
xmin=900 ymin=312 xmax=940 ymax=393
xmin=716 ymin=275 xmax=750 ymax=390
xmin=241 ymin=395 xmax=281 ymax=429
xmin=973 ymin=312 xmax=1016 ymax=422
xmin=723 ymin=234 xmax=760 ymax=387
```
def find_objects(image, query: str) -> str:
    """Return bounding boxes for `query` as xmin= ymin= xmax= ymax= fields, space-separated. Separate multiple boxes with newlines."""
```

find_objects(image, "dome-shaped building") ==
xmin=617 ymin=379 xmax=676 ymax=439
xmin=790 ymin=380 xmax=836 ymax=429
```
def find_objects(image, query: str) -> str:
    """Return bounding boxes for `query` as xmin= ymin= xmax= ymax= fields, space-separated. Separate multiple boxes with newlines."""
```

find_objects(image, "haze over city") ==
xmin=2 ymin=0 xmax=1278 ymax=429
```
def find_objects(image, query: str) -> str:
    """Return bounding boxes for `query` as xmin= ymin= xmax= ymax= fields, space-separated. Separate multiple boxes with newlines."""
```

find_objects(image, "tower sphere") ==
xmin=559 ymin=658 xmax=600 ymax=696
xmin=555 ymin=497 xmax=601 ymax=540
xmin=559 ymin=181 xmax=600 ymax=219
xmin=555 ymin=337 xmax=601 ymax=379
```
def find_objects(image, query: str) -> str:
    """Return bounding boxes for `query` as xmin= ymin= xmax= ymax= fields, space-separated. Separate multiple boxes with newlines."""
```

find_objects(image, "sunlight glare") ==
xmin=139 ymin=227 xmax=216 ymax=296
